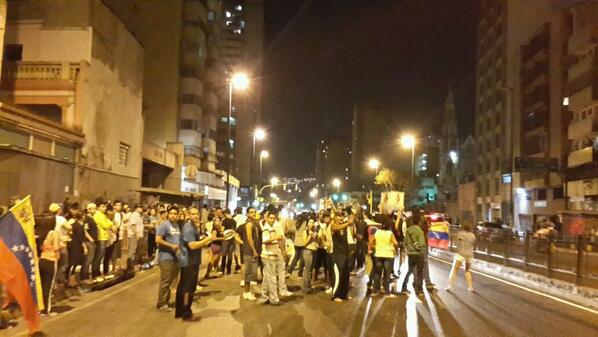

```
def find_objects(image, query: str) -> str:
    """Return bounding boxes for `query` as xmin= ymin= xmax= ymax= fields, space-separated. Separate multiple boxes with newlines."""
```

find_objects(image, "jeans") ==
xmin=175 ymin=264 xmax=199 ymax=319
xmin=260 ymin=256 xmax=281 ymax=304
xmin=277 ymin=255 xmax=288 ymax=293
xmin=302 ymin=249 xmax=315 ymax=292
xmin=157 ymin=260 xmax=180 ymax=308
xmin=56 ymin=248 xmax=68 ymax=284
xmin=348 ymin=244 xmax=356 ymax=272
xmin=355 ymin=240 xmax=367 ymax=269
xmin=373 ymin=257 xmax=394 ymax=294
xmin=127 ymin=236 xmax=138 ymax=270
xmin=220 ymin=239 xmax=235 ymax=274
xmin=92 ymin=240 xmax=107 ymax=278
xmin=401 ymin=254 xmax=424 ymax=293
xmin=288 ymin=246 xmax=305 ymax=275
xmin=81 ymin=241 xmax=95 ymax=280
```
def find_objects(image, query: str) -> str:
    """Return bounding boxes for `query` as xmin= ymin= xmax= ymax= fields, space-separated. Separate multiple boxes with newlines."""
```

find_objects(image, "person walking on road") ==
xmin=372 ymin=218 xmax=399 ymax=297
xmin=155 ymin=206 xmax=181 ymax=312
xmin=330 ymin=208 xmax=353 ymax=302
xmin=446 ymin=221 xmax=476 ymax=292
xmin=400 ymin=214 xmax=427 ymax=296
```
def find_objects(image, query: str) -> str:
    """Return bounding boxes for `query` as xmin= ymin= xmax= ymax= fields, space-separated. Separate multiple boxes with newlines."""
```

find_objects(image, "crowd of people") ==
xmin=1 ymin=196 xmax=478 ymax=329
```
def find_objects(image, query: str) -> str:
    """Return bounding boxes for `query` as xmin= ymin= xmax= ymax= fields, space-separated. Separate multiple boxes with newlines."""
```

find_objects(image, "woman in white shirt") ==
xmin=446 ymin=221 xmax=476 ymax=292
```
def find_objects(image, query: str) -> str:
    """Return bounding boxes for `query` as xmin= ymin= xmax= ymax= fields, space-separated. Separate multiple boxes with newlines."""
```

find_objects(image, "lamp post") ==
xmin=251 ymin=128 xmax=266 ymax=186
xmin=368 ymin=158 xmax=380 ymax=213
xmin=226 ymin=73 xmax=249 ymax=209
xmin=400 ymin=134 xmax=416 ymax=187
xmin=259 ymin=150 xmax=269 ymax=185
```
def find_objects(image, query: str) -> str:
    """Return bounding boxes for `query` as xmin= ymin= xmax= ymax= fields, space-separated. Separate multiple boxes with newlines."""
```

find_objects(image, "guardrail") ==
xmin=447 ymin=226 xmax=598 ymax=288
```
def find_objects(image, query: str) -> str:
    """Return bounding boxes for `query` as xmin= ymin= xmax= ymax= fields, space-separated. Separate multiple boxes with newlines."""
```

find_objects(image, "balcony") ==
xmin=142 ymin=141 xmax=177 ymax=169
xmin=203 ymin=90 xmax=218 ymax=112
xmin=568 ymin=25 xmax=598 ymax=55
xmin=202 ymin=112 xmax=217 ymax=132
xmin=181 ymin=77 xmax=204 ymax=97
xmin=1 ymin=61 xmax=80 ymax=82
xmin=568 ymin=147 xmax=595 ymax=167
xmin=568 ymin=115 xmax=598 ymax=140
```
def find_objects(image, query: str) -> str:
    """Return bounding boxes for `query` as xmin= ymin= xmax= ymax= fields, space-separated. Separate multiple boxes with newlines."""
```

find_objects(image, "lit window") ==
xmin=119 ymin=142 xmax=130 ymax=166
xmin=562 ymin=97 xmax=569 ymax=106
xmin=233 ymin=29 xmax=242 ymax=34
xmin=225 ymin=11 xmax=232 ymax=18
xmin=235 ymin=5 xmax=242 ymax=11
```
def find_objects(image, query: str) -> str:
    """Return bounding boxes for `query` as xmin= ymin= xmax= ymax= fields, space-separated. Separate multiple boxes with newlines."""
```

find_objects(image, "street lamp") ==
xmin=332 ymin=178 xmax=341 ymax=193
xmin=252 ymin=127 xmax=266 ymax=186
xmin=400 ymin=134 xmax=417 ymax=187
xmin=367 ymin=158 xmax=380 ymax=213
xmin=309 ymin=188 xmax=318 ymax=199
xmin=271 ymin=176 xmax=280 ymax=186
xmin=226 ymin=72 xmax=250 ymax=209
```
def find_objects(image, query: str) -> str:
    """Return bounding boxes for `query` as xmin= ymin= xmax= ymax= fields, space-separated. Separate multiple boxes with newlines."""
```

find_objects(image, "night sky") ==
xmin=261 ymin=0 xmax=477 ymax=177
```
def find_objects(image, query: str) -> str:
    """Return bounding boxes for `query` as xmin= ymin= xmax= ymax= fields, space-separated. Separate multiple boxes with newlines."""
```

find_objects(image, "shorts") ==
xmin=243 ymin=255 xmax=258 ymax=282
xmin=454 ymin=254 xmax=472 ymax=264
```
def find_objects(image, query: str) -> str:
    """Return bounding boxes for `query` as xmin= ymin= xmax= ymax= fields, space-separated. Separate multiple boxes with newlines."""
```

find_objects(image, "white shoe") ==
xmin=445 ymin=286 xmax=452 ymax=292
xmin=279 ymin=290 xmax=293 ymax=297
xmin=196 ymin=285 xmax=204 ymax=291
xmin=243 ymin=292 xmax=257 ymax=301
xmin=325 ymin=287 xmax=332 ymax=295
xmin=240 ymin=280 xmax=245 ymax=287
xmin=250 ymin=281 xmax=257 ymax=285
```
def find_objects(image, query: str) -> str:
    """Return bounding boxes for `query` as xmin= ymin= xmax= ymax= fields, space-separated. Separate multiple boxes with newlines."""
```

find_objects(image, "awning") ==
xmin=134 ymin=187 xmax=204 ymax=199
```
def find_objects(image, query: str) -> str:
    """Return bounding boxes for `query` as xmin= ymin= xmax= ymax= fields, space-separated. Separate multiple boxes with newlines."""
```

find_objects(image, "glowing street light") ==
xmin=271 ymin=176 xmax=280 ymax=186
xmin=260 ymin=150 xmax=269 ymax=159
xmin=226 ymin=72 xmax=251 ymax=208
xmin=400 ymin=134 xmax=417 ymax=187
xmin=252 ymin=127 xmax=267 ymax=186
xmin=332 ymin=178 xmax=341 ymax=193
xmin=368 ymin=158 xmax=380 ymax=174
xmin=254 ymin=128 xmax=266 ymax=141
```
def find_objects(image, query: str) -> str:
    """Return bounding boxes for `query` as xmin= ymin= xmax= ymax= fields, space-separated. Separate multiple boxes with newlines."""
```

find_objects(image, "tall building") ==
xmin=438 ymin=87 xmax=460 ymax=202
xmin=516 ymin=11 xmax=568 ymax=231
xmin=219 ymin=0 xmax=264 ymax=186
xmin=475 ymin=0 xmax=552 ymax=227
xmin=315 ymin=138 xmax=351 ymax=193
xmin=105 ymin=0 xmax=240 ymax=206
xmin=350 ymin=103 xmax=392 ymax=190
xmin=0 ymin=0 xmax=144 ymax=209
xmin=564 ymin=3 xmax=598 ymax=222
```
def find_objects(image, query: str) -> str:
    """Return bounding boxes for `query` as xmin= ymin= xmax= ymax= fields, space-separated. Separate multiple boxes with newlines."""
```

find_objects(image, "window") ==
xmin=553 ymin=187 xmax=564 ymax=199
xmin=4 ymin=44 xmax=22 ymax=61
xmin=536 ymin=188 xmax=547 ymax=201
xmin=180 ymin=119 xmax=198 ymax=130
xmin=119 ymin=143 xmax=130 ymax=166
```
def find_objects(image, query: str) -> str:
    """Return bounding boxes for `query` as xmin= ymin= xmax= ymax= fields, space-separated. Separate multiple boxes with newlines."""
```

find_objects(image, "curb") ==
xmin=429 ymin=249 xmax=598 ymax=311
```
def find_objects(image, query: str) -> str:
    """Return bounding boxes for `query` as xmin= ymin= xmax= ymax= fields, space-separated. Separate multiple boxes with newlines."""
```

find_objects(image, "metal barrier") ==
xmin=447 ymin=226 xmax=598 ymax=287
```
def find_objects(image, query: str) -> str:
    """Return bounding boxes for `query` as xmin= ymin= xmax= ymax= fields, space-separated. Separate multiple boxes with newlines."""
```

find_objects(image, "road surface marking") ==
xmin=429 ymin=256 xmax=598 ymax=315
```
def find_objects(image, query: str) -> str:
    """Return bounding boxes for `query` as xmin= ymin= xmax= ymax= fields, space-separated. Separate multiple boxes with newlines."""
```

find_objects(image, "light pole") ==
xmin=226 ymin=73 xmax=249 ymax=209
xmin=259 ymin=150 xmax=269 ymax=185
xmin=251 ymin=128 xmax=266 ymax=186
xmin=332 ymin=178 xmax=341 ymax=193
xmin=368 ymin=158 xmax=380 ymax=213
xmin=400 ymin=134 xmax=416 ymax=187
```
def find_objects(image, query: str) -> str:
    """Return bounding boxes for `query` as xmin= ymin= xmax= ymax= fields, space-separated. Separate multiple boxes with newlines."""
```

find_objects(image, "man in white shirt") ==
xmin=126 ymin=204 xmax=144 ymax=270
xmin=50 ymin=202 xmax=70 ymax=285
xmin=258 ymin=211 xmax=292 ymax=305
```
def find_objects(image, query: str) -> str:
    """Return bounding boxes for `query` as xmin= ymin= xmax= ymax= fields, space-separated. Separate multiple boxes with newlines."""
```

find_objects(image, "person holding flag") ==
xmin=0 ymin=196 xmax=45 ymax=336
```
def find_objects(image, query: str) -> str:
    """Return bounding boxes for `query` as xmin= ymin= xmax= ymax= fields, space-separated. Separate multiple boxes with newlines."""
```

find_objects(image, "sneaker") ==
xmin=158 ymin=305 xmax=173 ymax=312
xmin=285 ymin=273 xmax=290 ymax=279
xmin=243 ymin=292 xmax=257 ymax=301
xmin=325 ymin=287 xmax=332 ymax=295
xmin=270 ymin=301 xmax=281 ymax=306
xmin=257 ymin=298 xmax=269 ymax=305
xmin=333 ymin=298 xmax=344 ymax=303
xmin=250 ymin=281 xmax=258 ymax=286
xmin=386 ymin=294 xmax=397 ymax=298
xmin=279 ymin=290 xmax=293 ymax=297
xmin=240 ymin=280 xmax=245 ymax=287
xmin=445 ymin=286 xmax=453 ymax=292
xmin=196 ymin=285 xmax=204 ymax=292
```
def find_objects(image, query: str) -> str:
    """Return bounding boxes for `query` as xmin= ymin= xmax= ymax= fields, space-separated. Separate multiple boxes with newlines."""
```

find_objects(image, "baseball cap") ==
xmin=48 ymin=203 xmax=61 ymax=213
xmin=86 ymin=203 xmax=97 ymax=210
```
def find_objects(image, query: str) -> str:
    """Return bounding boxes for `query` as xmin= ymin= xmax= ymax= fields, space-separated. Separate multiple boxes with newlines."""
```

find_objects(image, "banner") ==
xmin=428 ymin=220 xmax=450 ymax=250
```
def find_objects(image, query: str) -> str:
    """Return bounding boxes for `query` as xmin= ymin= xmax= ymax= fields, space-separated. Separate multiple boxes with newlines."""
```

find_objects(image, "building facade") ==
xmin=315 ymin=138 xmax=351 ymax=194
xmin=0 ymin=0 xmax=144 ymax=209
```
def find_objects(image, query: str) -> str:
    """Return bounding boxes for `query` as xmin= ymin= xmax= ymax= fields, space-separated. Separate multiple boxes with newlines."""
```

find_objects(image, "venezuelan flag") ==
xmin=428 ymin=221 xmax=450 ymax=250
xmin=0 ymin=196 xmax=42 ymax=332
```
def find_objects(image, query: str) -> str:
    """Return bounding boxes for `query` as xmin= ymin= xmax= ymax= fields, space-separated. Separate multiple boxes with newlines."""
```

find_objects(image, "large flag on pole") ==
xmin=0 ymin=195 xmax=42 ymax=332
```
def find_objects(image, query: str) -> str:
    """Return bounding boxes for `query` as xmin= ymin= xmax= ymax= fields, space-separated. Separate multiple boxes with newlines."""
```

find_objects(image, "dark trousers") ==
xmin=288 ymin=246 xmax=305 ymax=275
xmin=92 ymin=240 xmax=107 ymax=278
xmin=348 ymin=244 xmax=356 ymax=272
xmin=220 ymin=239 xmax=235 ymax=274
xmin=103 ymin=243 xmax=114 ymax=274
xmin=401 ymin=254 xmax=425 ymax=293
xmin=367 ymin=254 xmax=376 ymax=287
xmin=356 ymin=240 xmax=367 ymax=269
xmin=39 ymin=258 xmax=56 ymax=313
xmin=175 ymin=264 xmax=199 ymax=319
xmin=332 ymin=253 xmax=350 ymax=299
xmin=373 ymin=257 xmax=394 ymax=294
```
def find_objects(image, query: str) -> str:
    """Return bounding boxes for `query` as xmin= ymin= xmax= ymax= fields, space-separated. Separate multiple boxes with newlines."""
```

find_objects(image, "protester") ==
xmin=236 ymin=207 xmax=260 ymax=300
xmin=81 ymin=203 xmax=98 ymax=282
xmin=330 ymin=208 xmax=353 ymax=302
xmin=258 ymin=211 xmax=291 ymax=305
xmin=66 ymin=214 xmax=86 ymax=287
xmin=125 ymin=204 xmax=144 ymax=271
xmin=92 ymin=201 xmax=113 ymax=279
xmin=287 ymin=213 xmax=307 ymax=277
xmin=175 ymin=206 xmax=212 ymax=320
xmin=372 ymin=218 xmax=399 ymax=297
xmin=205 ymin=217 xmax=224 ymax=279
xmin=302 ymin=217 xmax=319 ymax=294
xmin=446 ymin=221 xmax=476 ymax=292
xmin=155 ymin=206 xmax=181 ymax=312
xmin=400 ymin=214 xmax=427 ymax=296
xmin=39 ymin=225 xmax=60 ymax=316
xmin=49 ymin=203 xmax=70 ymax=287
xmin=220 ymin=209 xmax=237 ymax=275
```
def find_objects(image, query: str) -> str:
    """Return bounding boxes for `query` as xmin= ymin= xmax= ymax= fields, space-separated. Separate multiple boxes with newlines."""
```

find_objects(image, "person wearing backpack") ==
xmin=400 ymin=213 xmax=426 ymax=296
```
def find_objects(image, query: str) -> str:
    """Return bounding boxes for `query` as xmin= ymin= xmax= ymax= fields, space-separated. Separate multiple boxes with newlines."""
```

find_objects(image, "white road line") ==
xmin=15 ymin=271 xmax=158 ymax=337
xmin=429 ymin=256 xmax=598 ymax=315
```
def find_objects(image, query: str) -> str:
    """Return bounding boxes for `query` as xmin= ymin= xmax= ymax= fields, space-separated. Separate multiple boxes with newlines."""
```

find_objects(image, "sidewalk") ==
xmin=429 ymin=248 xmax=598 ymax=310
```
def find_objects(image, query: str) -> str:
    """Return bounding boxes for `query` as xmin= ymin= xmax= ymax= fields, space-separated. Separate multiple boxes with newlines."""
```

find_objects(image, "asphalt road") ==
xmin=2 ymin=258 xmax=597 ymax=337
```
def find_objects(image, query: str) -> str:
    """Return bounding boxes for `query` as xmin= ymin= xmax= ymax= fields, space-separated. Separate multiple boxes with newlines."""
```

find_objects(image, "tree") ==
xmin=375 ymin=168 xmax=403 ymax=191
